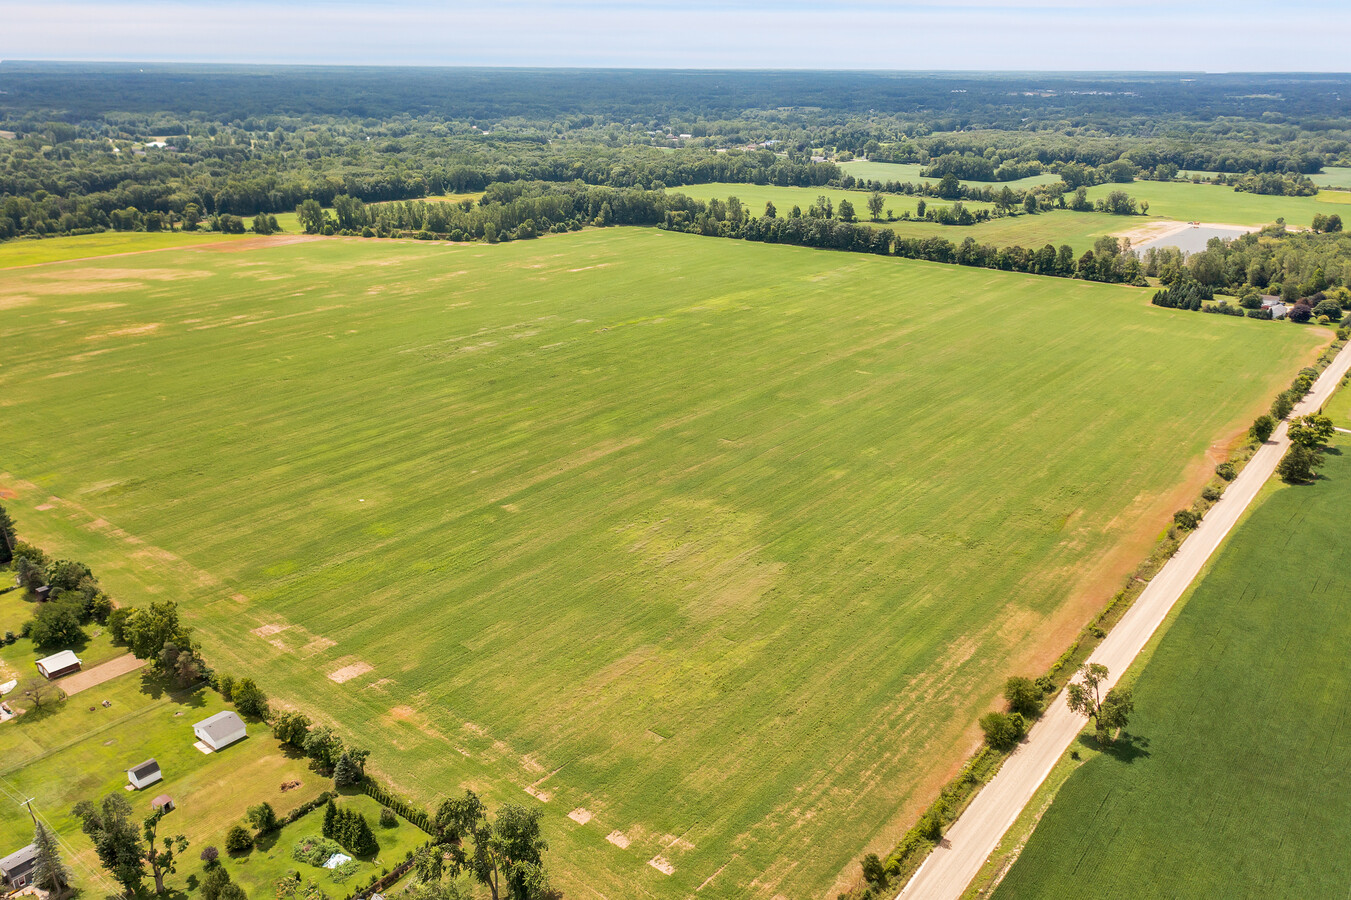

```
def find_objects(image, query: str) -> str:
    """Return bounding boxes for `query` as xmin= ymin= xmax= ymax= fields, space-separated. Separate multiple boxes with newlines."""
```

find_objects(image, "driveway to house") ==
xmin=900 ymin=342 xmax=1351 ymax=900
xmin=61 ymin=653 xmax=147 ymax=695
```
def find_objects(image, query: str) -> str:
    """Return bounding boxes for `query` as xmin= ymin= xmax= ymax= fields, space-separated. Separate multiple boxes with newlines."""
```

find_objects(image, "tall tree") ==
xmin=333 ymin=752 xmax=361 ymax=787
xmin=230 ymin=677 xmax=269 ymax=718
xmin=31 ymin=820 xmax=72 ymax=896
xmin=30 ymin=598 xmax=87 ymax=650
xmin=124 ymin=601 xmax=192 ymax=664
xmin=436 ymin=791 xmax=552 ymax=900
xmin=1289 ymin=413 xmax=1334 ymax=449
xmin=144 ymin=807 xmax=188 ymax=894
xmin=1066 ymin=663 xmax=1134 ymax=742
xmin=73 ymin=794 xmax=146 ymax=897
xmin=0 ymin=501 xmax=15 ymax=564
xmin=867 ymin=191 xmax=885 ymax=221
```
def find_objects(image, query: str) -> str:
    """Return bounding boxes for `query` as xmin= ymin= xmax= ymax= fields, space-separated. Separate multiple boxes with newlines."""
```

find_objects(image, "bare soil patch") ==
xmin=567 ymin=808 xmax=593 ymax=825
xmin=327 ymin=661 xmax=374 ymax=683
xmin=187 ymin=235 xmax=321 ymax=253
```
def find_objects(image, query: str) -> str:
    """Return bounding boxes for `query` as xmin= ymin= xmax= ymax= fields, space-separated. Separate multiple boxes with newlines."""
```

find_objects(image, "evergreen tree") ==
xmin=0 ymin=501 xmax=15 ymax=565
xmin=346 ymin=813 xmax=378 ymax=857
xmin=31 ymin=820 xmax=72 ymax=895
xmin=322 ymin=799 xmax=337 ymax=839
xmin=333 ymin=752 xmax=360 ymax=788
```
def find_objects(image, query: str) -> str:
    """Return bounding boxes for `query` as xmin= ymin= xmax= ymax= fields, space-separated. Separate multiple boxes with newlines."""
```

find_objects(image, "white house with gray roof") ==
xmin=193 ymin=711 xmax=247 ymax=751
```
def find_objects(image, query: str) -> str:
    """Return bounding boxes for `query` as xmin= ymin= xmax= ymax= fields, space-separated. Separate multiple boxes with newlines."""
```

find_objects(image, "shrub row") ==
xmin=360 ymin=781 xmax=434 ymax=835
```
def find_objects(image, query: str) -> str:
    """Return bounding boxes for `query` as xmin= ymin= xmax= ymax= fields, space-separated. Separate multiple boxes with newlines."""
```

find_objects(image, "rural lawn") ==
xmin=994 ymin=439 xmax=1351 ymax=898
xmin=0 ymin=228 xmax=1324 ymax=898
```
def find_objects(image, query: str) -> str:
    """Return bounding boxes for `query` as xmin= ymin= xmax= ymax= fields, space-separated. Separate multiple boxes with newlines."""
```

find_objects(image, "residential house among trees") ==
xmin=0 ymin=844 xmax=36 ymax=891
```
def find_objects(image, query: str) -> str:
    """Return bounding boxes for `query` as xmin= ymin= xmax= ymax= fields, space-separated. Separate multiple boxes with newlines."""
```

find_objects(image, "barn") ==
xmin=35 ymin=650 xmax=82 ymax=679
xmin=193 ymin=711 xmax=247 ymax=751
xmin=127 ymin=758 xmax=163 ymax=790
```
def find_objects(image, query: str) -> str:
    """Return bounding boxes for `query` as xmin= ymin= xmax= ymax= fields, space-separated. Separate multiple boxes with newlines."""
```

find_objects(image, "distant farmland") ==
xmin=670 ymin=182 xmax=1121 ymax=252
xmin=0 ymin=228 xmax=1323 ymax=898
xmin=995 ymin=437 xmax=1351 ymax=899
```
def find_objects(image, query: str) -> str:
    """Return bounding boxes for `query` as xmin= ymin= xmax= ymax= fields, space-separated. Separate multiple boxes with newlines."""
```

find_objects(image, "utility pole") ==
xmin=22 ymin=798 xmax=37 ymax=826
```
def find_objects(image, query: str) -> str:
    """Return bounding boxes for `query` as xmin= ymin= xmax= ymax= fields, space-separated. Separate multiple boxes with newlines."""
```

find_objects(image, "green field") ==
xmin=0 ymin=228 xmax=1324 ymax=898
xmin=1084 ymin=179 xmax=1350 ymax=228
xmin=0 ymin=231 xmax=253 ymax=268
xmin=838 ymin=160 xmax=1062 ymax=190
xmin=1311 ymin=166 xmax=1351 ymax=190
xmin=994 ymin=437 xmax=1351 ymax=899
xmin=671 ymin=183 xmax=1121 ymax=252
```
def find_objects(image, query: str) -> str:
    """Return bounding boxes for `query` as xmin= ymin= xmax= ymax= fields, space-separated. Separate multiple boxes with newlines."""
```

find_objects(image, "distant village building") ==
xmin=35 ymin=650 xmax=82 ymax=679
xmin=193 ymin=711 xmax=247 ymax=751
xmin=0 ymin=844 xmax=36 ymax=891
xmin=127 ymin=758 xmax=163 ymax=790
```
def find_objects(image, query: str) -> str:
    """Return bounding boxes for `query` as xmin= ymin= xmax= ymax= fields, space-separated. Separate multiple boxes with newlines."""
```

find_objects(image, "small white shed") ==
xmin=193 ymin=711 xmax=247 ymax=751
xmin=127 ymin=758 xmax=163 ymax=790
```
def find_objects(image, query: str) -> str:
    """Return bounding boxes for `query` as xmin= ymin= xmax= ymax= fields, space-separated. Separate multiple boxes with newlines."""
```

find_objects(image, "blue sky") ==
xmin=3 ymin=0 xmax=1349 ymax=70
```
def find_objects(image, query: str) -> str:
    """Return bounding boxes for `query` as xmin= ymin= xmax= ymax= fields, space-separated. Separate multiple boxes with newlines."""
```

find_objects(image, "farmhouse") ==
xmin=0 ymin=843 xmax=36 ymax=891
xmin=193 ymin=710 xmax=246 ymax=750
xmin=127 ymin=758 xmax=163 ymax=790
xmin=1260 ymin=297 xmax=1289 ymax=319
xmin=35 ymin=650 xmax=82 ymax=679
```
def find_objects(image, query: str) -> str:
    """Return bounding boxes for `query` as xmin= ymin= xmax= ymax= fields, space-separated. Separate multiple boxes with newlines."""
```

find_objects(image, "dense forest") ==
xmin=3 ymin=65 xmax=1351 ymax=241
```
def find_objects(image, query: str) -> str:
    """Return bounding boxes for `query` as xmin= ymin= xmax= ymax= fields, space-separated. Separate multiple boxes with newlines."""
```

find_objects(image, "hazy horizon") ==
xmin=4 ymin=1 xmax=1349 ymax=72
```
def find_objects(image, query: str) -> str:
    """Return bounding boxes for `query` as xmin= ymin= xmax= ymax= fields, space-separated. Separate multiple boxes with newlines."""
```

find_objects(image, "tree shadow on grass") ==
xmin=254 ymin=829 xmax=281 ymax=854
xmin=1077 ymin=731 xmax=1151 ymax=763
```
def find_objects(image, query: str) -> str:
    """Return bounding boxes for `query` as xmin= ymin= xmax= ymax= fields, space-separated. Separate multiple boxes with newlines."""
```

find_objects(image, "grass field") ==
xmin=0 ymin=228 xmax=1324 ymax=898
xmin=1084 ymin=179 xmax=1350 ymax=228
xmin=671 ymin=183 xmax=1121 ymax=251
xmin=994 ymin=437 xmax=1351 ymax=899
xmin=1311 ymin=166 xmax=1351 ymax=190
xmin=0 ymin=232 xmax=252 ymax=269
xmin=838 ymin=160 xmax=1062 ymax=190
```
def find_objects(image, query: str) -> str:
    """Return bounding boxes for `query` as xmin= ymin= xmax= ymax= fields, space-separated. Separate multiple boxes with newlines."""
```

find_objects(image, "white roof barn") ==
xmin=127 ymin=758 xmax=163 ymax=790
xmin=193 ymin=711 xmax=247 ymax=751
xmin=35 ymin=650 xmax=82 ymax=679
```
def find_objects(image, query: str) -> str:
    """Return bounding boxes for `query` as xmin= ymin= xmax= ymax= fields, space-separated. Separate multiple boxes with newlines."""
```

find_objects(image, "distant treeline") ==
xmin=2 ymin=65 xmax=1350 ymax=243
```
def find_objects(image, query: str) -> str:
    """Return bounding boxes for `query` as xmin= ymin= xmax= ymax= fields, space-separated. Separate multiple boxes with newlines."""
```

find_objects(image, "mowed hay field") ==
xmin=1084 ymin=179 xmax=1351 ymax=227
xmin=670 ymin=183 xmax=1119 ymax=252
xmin=837 ymin=160 xmax=1063 ymax=190
xmin=994 ymin=440 xmax=1351 ymax=899
xmin=0 ymin=230 xmax=256 ymax=268
xmin=0 ymin=229 xmax=1324 ymax=898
